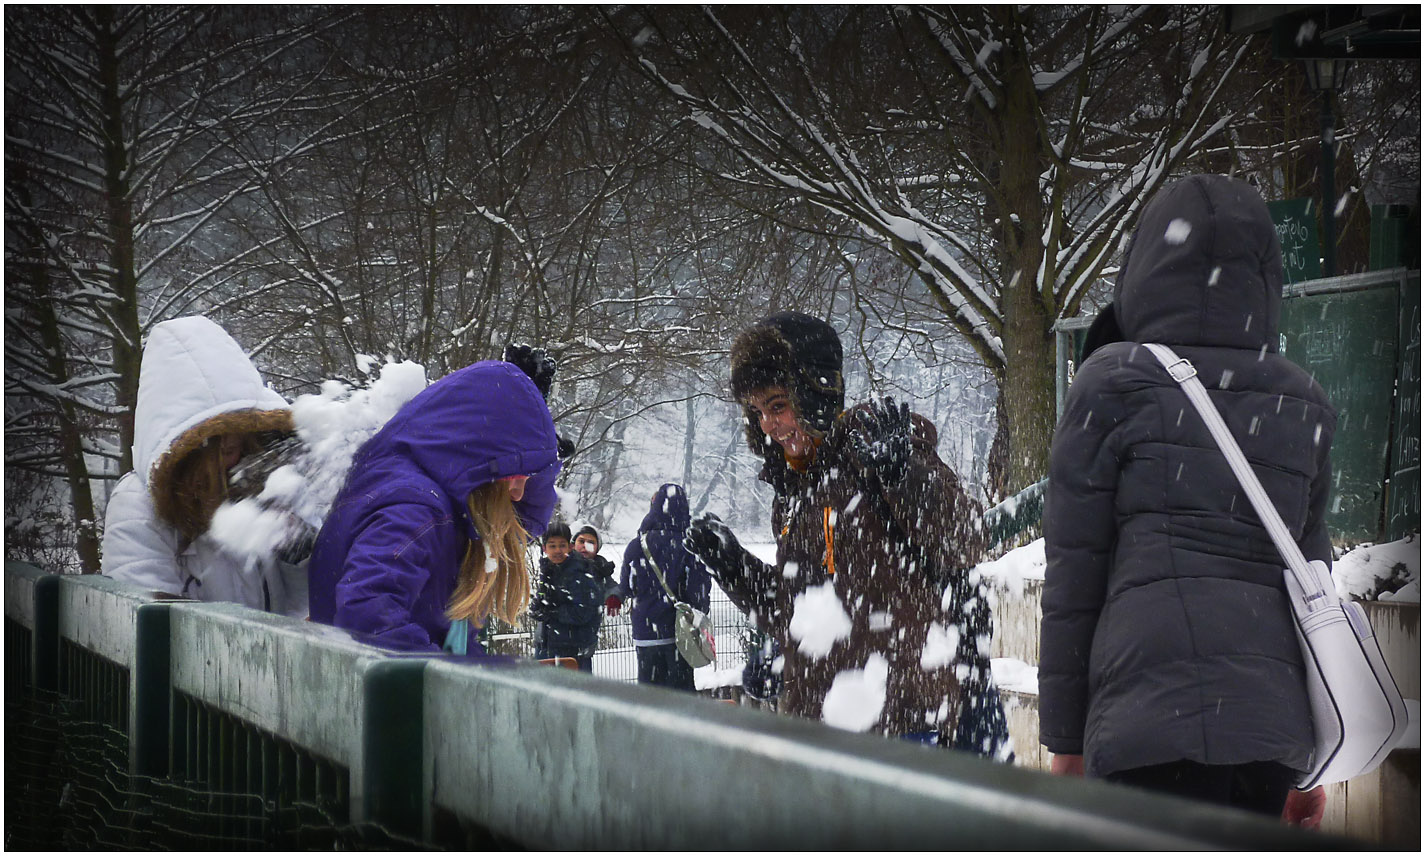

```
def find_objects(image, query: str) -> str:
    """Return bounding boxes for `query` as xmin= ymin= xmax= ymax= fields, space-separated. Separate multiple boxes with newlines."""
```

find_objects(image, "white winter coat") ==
xmin=101 ymin=316 xmax=308 ymax=617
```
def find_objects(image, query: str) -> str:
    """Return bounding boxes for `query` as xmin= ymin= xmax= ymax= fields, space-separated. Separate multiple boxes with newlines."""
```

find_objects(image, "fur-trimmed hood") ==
xmin=729 ymin=312 xmax=844 ymax=458
xmin=133 ymin=316 xmax=291 ymax=496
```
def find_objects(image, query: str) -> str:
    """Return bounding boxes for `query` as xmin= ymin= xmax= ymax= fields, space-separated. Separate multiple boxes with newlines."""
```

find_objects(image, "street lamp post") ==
xmin=1303 ymin=58 xmax=1350 ymax=277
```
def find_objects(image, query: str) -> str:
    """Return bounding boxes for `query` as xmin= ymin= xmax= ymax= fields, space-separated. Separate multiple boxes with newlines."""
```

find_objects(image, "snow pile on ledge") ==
xmin=991 ymin=657 xmax=1038 ymax=695
xmin=975 ymin=538 xmax=1045 ymax=593
xmin=1333 ymin=535 xmax=1420 ymax=603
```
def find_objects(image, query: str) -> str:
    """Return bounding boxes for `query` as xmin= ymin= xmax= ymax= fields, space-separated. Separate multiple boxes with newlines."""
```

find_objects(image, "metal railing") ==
xmin=5 ymin=561 xmax=1353 ymax=849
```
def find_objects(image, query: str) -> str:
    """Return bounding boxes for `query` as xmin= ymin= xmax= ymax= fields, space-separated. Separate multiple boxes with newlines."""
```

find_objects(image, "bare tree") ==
xmin=5 ymin=6 xmax=360 ymax=568
xmin=601 ymin=5 xmax=1274 ymax=488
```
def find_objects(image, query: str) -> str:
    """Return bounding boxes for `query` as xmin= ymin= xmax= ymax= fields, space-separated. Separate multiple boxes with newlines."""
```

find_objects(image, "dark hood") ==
xmin=639 ymin=482 xmax=690 ymax=533
xmin=1114 ymin=175 xmax=1283 ymax=351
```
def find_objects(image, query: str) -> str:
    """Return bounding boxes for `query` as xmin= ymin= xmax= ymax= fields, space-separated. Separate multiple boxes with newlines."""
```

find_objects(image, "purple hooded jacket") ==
xmin=307 ymin=361 xmax=560 ymax=653
xmin=619 ymin=483 xmax=711 ymax=642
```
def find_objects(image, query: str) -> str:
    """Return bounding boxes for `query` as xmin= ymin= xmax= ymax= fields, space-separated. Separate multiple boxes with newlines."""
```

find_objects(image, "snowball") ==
xmin=789 ymin=582 xmax=852 ymax=658
xmin=1164 ymin=219 xmax=1193 ymax=244
xmin=209 ymin=499 xmax=295 ymax=560
xmin=821 ymin=653 xmax=889 ymax=732
xmin=281 ymin=359 xmax=429 ymax=537
xmin=258 ymin=465 xmax=306 ymax=504
xmin=920 ymin=622 xmax=960 ymax=670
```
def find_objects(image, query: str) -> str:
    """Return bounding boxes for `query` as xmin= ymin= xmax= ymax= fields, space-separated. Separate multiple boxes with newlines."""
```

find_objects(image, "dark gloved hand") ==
xmin=604 ymin=595 xmax=622 ymax=616
xmin=557 ymin=435 xmax=576 ymax=460
xmin=684 ymin=512 xmax=742 ymax=577
xmin=276 ymin=523 xmax=316 ymax=566
xmin=850 ymin=396 xmax=912 ymax=487
xmin=503 ymin=343 xmax=557 ymax=400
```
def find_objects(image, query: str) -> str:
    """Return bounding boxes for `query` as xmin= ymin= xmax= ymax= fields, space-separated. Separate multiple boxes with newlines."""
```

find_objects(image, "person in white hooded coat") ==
xmin=101 ymin=316 xmax=309 ymax=617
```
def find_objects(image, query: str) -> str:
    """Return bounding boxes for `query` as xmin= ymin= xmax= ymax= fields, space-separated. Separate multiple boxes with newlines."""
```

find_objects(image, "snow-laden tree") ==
xmin=4 ymin=6 xmax=361 ymax=570
xmin=602 ymin=5 xmax=1268 ymax=490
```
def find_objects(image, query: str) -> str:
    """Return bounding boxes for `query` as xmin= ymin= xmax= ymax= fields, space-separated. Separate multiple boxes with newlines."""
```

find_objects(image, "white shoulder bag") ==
xmin=1145 ymin=343 xmax=1408 ymax=788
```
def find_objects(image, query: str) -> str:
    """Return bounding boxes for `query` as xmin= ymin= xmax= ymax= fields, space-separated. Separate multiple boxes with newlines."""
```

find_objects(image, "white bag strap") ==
xmin=1143 ymin=343 xmax=1332 ymax=609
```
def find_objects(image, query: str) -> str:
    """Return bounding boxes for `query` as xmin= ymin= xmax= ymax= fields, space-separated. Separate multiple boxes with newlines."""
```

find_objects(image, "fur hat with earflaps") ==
xmin=729 ymin=312 xmax=844 ymax=456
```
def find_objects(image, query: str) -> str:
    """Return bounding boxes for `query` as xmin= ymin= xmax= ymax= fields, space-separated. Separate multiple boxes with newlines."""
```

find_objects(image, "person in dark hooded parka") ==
xmin=1040 ymin=174 xmax=1333 ymax=825
xmin=620 ymin=483 xmax=712 ymax=691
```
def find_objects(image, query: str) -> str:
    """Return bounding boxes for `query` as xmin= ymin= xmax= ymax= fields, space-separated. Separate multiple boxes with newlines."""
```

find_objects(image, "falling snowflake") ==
xmin=1164 ymin=219 xmax=1193 ymax=244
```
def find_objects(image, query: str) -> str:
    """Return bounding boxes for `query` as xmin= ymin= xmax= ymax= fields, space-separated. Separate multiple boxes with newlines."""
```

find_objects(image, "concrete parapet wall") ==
xmin=167 ymin=602 xmax=395 ymax=816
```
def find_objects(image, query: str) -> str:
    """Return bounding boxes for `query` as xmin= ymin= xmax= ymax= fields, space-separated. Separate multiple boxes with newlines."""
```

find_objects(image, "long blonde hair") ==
xmin=447 ymin=480 xmax=531 ymax=626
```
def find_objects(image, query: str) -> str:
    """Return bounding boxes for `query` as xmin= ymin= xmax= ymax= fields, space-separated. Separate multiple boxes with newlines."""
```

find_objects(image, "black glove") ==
xmin=503 ymin=343 xmax=557 ymax=400
xmin=850 ymin=396 xmax=912 ymax=487
xmin=684 ymin=512 xmax=742 ymax=577
xmin=277 ymin=525 xmax=316 ymax=566
xmin=557 ymin=435 xmax=576 ymax=460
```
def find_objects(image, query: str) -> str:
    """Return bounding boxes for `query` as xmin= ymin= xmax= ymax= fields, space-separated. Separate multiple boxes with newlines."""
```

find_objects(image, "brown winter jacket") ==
xmin=716 ymin=402 xmax=988 ymax=736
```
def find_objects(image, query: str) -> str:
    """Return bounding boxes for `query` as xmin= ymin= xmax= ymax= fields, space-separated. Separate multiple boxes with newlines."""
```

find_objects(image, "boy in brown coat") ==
xmin=686 ymin=312 xmax=1010 ymax=757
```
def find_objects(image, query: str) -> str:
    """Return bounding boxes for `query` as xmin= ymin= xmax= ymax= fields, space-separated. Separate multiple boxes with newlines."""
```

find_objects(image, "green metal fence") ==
xmin=5 ymin=561 xmax=1354 ymax=849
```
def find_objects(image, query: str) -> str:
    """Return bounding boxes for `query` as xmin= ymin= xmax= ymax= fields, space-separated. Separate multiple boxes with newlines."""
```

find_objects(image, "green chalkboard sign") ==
xmin=1280 ymin=287 xmax=1399 ymax=542
xmin=1268 ymin=199 xmax=1322 ymax=284
xmin=1386 ymin=277 xmax=1420 ymax=540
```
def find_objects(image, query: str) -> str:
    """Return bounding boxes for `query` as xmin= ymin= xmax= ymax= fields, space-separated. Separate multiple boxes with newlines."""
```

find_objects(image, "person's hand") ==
xmin=604 ymin=595 xmax=622 ymax=616
xmin=276 ymin=521 xmax=316 ymax=566
xmin=1281 ymin=786 xmax=1325 ymax=830
xmin=503 ymin=343 xmax=557 ymax=400
xmin=850 ymin=397 xmax=912 ymax=487
xmin=1049 ymin=753 xmax=1085 ymax=777
xmin=557 ymin=435 xmax=576 ymax=460
xmin=685 ymin=512 xmax=741 ymax=576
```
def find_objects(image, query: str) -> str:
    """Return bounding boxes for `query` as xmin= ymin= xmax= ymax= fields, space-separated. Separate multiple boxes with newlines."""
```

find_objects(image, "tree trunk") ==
xmin=95 ymin=7 xmax=141 ymax=477
xmin=998 ymin=296 xmax=1056 ymax=491
xmin=993 ymin=25 xmax=1056 ymax=491
xmin=12 ymin=176 xmax=103 ymax=574
xmin=683 ymin=392 xmax=695 ymax=491
xmin=38 ymin=293 xmax=103 ymax=574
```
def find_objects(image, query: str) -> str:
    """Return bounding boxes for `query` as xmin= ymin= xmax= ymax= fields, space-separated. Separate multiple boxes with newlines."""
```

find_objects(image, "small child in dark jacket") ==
xmin=530 ymin=523 xmax=604 ymax=671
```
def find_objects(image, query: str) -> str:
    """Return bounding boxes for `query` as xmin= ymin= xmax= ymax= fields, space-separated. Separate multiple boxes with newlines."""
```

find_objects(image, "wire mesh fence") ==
xmin=5 ymin=652 xmax=429 ymax=851
xmin=485 ymin=582 xmax=759 ymax=687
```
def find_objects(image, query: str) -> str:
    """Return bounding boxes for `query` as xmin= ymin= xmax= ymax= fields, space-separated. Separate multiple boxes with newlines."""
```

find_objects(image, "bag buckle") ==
xmin=1165 ymin=358 xmax=1197 ymax=383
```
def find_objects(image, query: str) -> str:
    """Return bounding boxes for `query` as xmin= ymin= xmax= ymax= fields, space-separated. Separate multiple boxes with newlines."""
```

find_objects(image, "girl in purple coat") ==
xmin=307 ymin=361 xmax=561 ymax=654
